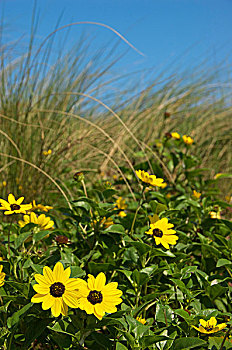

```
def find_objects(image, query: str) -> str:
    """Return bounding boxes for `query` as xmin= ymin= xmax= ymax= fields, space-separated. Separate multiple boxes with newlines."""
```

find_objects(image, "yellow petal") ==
xmin=217 ymin=323 xmax=227 ymax=331
xmin=61 ymin=300 xmax=68 ymax=316
xmin=95 ymin=303 xmax=105 ymax=317
xmin=63 ymin=267 xmax=71 ymax=281
xmin=53 ymin=262 xmax=65 ymax=281
xmin=33 ymin=284 xmax=49 ymax=294
xmin=0 ymin=199 xmax=11 ymax=209
xmin=160 ymin=239 xmax=170 ymax=249
xmin=43 ymin=266 xmax=54 ymax=284
xmin=8 ymin=194 xmax=16 ymax=204
xmin=95 ymin=272 xmax=106 ymax=291
xmin=31 ymin=293 xmax=46 ymax=303
xmin=51 ymin=298 xmax=62 ymax=317
xmin=42 ymin=294 xmax=55 ymax=310
xmin=87 ymin=274 xmax=95 ymax=290
xmin=199 ymin=319 xmax=207 ymax=328
xmin=63 ymin=290 xmax=80 ymax=308
xmin=65 ymin=278 xmax=83 ymax=291
xmin=209 ymin=317 xmax=217 ymax=328
xmin=16 ymin=196 xmax=24 ymax=205
xmin=34 ymin=274 xmax=49 ymax=285
xmin=30 ymin=212 xmax=38 ymax=224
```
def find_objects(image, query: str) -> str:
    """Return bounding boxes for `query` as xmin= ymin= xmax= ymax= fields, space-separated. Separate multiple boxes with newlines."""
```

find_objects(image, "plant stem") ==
xmin=130 ymin=186 xmax=145 ymax=235
xmin=220 ymin=325 xmax=232 ymax=350
xmin=7 ymin=219 xmax=13 ymax=257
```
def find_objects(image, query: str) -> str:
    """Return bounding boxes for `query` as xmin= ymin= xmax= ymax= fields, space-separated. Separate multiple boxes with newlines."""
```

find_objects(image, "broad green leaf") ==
xmin=216 ymin=258 xmax=232 ymax=267
xmin=173 ymin=337 xmax=207 ymax=349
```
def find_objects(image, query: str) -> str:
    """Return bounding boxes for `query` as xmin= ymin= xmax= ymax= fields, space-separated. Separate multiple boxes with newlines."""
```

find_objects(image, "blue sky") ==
xmin=2 ymin=0 xmax=232 ymax=75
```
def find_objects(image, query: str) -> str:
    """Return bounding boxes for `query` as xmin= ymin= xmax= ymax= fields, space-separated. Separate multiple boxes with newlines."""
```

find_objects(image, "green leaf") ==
xmin=33 ymin=230 xmax=50 ymax=243
xmin=15 ymin=231 xmax=32 ymax=249
xmin=7 ymin=303 xmax=32 ymax=328
xmin=216 ymin=258 xmax=232 ymax=267
xmin=130 ymin=241 xmax=151 ymax=255
xmin=70 ymin=266 xmax=86 ymax=278
xmin=116 ymin=342 xmax=128 ymax=350
xmin=173 ymin=337 xmax=207 ymax=349
xmin=104 ymin=224 xmax=125 ymax=234
xmin=25 ymin=317 xmax=53 ymax=346
xmin=142 ymin=335 xmax=171 ymax=347
xmin=88 ymin=262 xmax=115 ymax=274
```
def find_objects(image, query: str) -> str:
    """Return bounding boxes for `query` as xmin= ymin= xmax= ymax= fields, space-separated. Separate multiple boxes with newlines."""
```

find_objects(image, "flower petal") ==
xmin=63 ymin=290 xmax=80 ymax=308
xmin=87 ymin=274 xmax=95 ymax=290
xmin=42 ymin=294 xmax=55 ymax=310
xmin=51 ymin=298 xmax=62 ymax=317
xmin=61 ymin=300 xmax=68 ymax=316
xmin=95 ymin=272 xmax=106 ymax=291
xmin=31 ymin=293 xmax=46 ymax=303
xmin=33 ymin=284 xmax=49 ymax=294
xmin=16 ymin=196 xmax=24 ymax=205
xmin=8 ymin=194 xmax=16 ymax=204
xmin=43 ymin=266 xmax=54 ymax=284
xmin=53 ymin=262 xmax=65 ymax=281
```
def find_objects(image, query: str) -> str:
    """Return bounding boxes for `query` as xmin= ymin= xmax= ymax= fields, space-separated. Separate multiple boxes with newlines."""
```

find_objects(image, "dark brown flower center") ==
xmin=55 ymin=235 xmax=69 ymax=244
xmin=87 ymin=290 xmax=103 ymax=305
xmin=50 ymin=282 xmax=65 ymax=297
xmin=153 ymin=228 xmax=163 ymax=238
xmin=10 ymin=204 xmax=21 ymax=211
xmin=205 ymin=327 xmax=213 ymax=331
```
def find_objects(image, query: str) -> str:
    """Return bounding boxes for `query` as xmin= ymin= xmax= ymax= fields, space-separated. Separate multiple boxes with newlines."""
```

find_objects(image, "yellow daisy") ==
xmin=160 ymin=182 xmax=168 ymax=189
xmin=43 ymin=149 xmax=52 ymax=156
xmin=76 ymin=272 xmax=123 ymax=320
xmin=136 ymin=316 xmax=146 ymax=324
xmin=183 ymin=135 xmax=194 ymax=145
xmin=0 ymin=265 xmax=5 ymax=287
xmin=31 ymin=262 xmax=83 ymax=317
xmin=171 ymin=132 xmax=180 ymax=140
xmin=209 ymin=211 xmax=221 ymax=219
xmin=146 ymin=218 xmax=178 ymax=249
xmin=115 ymin=197 xmax=127 ymax=217
xmin=135 ymin=170 xmax=164 ymax=187
xmin=30 ymin=200 xmax=53 ymax=212
xmin=192 ymin=317 xmax=227 ymax=334
xmin=0 ymin=193 xmax=32 ymax=215
xmin=193 ymin=190 xmax=201 ymax=199
xmin=18 ymin=212 xmax=54 ymax=231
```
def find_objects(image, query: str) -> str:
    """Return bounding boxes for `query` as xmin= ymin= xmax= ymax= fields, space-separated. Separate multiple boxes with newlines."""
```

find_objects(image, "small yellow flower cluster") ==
xmin=31 ymin=262 xmax=123 ymax=320
xmin=169 ymin=132 xmax=194 ymax=144
xmin=43 ymin=149 xmax=52 ymax=156
xmin=0 ymin=194 xmax=54 ymax=234
xmin=115 ymin=197 xmax=127 ymax=217
xmin=182 ymin=135 xmax=194 ymax=145
xmin=136 ymin=316 xmax=146 ymax=324
xmin=193 ymin=190 xmax=201 ymax=199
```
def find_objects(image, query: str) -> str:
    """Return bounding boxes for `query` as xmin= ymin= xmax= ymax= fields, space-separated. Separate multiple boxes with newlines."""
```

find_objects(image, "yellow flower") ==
xmin=214 ymin=173 xmax=222 ymax=179
xmin=0 ymin=265 xmax=5 ymax=287
xmin=2 ymin=181 xmax=7 ymax=187
xmin=135 ymin=170 xmax=164 ymax=187
xmin=192 ymin=317 xmax=227 ymax=334
xmin=30 ymin=200 xmax=53 ymax=212
xmin=118 ymin=211 xmax=127 ymax=218
xmin=18 ymin=212 xmax=54 ymax=231
xmin=31 ymin=262 xmax=83 ymax=317
xmin=171 ymin=132 xmax=180 ymax=140
xmin=146 ymin=218 xmax=178 ymax=249
xmin=43 ymin=149 xmax=52 ymax=156
xmin=193 ymin=190 xmax=201 ymax=199
xmin=92 ymin=217 xmax=114 ymax=229
xmin=225 ymin=195 xmax=231 ymax=203
xmin=183 ymin=135 xmax=194 ymax=145
xmin=115 ymin=197 xmax=127 ymax=217
xmin=0 ymin=194 xmax=32 ymax=215
xmin=136 ymin=316 xmax=146 ymax=324
xmin=160 ymin=182 xmax=168 ymax=189
xmin=116 ymin=197 xmax=127 ymax=210
xmin=75 ymin=272 xmax=123 ymax=320
xmin=209 ymin=211 xmax=221 ymax=219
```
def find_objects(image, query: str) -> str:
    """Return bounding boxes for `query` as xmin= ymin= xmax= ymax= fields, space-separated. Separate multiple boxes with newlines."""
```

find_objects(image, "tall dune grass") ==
xmin=0 ymin=24 xmax=231 ymax=205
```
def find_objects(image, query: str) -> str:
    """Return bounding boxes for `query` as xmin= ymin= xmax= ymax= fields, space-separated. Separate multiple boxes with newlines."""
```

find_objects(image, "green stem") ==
xmin=130 ymin=187 xmax=145 ymax=235
xmin=220 ymin=325 xmax=232 ymax=350
xmin=7 ymin=219 xmax=13 ymax=258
